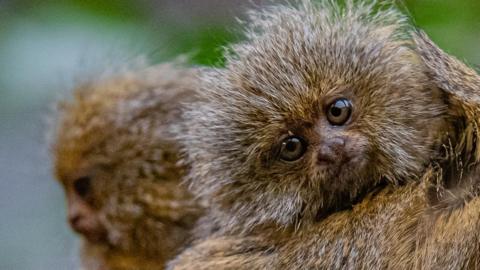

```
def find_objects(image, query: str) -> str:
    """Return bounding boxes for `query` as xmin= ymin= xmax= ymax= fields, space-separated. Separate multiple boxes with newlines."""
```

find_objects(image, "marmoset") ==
xmin=52 ymin=64 xmax=203 ymax=270
xmin=176 ymin=0 xmax=475 ymax=235
xmin=169 ymin=10 xmax=480 ymax=270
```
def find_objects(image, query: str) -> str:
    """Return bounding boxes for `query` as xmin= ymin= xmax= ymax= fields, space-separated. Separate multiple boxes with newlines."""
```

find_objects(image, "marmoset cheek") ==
xmin=341 ymin=134 xmax=370 ymax=169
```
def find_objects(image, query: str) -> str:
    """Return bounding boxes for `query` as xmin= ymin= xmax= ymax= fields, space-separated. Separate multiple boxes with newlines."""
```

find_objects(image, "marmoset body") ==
xmin=170 ymin=167 xmax=480 ymax=269
xmin=171 ymin=1 xmax=480 ymax=269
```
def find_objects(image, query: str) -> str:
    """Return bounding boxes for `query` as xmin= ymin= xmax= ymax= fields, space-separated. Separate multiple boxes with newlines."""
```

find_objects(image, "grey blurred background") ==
xmin=0 ymin=0 xmax=478 ymax=269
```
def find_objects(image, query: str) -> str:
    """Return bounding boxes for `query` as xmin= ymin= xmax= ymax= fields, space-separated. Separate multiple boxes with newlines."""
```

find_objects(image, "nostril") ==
xmin=68 ymin=214 xmax=81 ymax=228
xmin=330 ymin=137 xmax=346 ymax=149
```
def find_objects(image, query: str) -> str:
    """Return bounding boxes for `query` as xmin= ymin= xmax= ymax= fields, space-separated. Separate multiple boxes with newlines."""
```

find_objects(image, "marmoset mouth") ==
xmin=317 ymin=154 xmax=335 ymax=166
xmin=70 ymin=215 xmax=107 ymax=243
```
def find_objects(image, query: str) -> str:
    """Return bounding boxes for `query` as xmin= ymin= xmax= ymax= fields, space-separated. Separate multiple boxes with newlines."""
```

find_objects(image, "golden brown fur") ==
xmin=176 ymin=0 xmax=470 ymax=235
xmin=52 ymin=63 xmax=203 ymax=269
xmin=171 ymin=1 xmax=480 ymax=269
xmin=170 ymin=168 xmax=480 ymax=269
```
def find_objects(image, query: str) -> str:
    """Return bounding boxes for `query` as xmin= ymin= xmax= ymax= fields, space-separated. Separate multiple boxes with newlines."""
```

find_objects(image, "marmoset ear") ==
xmin=414 ymin=31 xmax=480 ymax=164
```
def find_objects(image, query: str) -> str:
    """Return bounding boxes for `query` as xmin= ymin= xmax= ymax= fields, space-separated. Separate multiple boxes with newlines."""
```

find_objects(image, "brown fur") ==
xmin=170 ymin=168 xmax=480 ymax=269
xmin=176 ymin=0 xmax=470 ymax=235
xmin=52 ymin=63 xmax=203 ymax=269
xmin=171 ymin=1 xmax=480 ymax=269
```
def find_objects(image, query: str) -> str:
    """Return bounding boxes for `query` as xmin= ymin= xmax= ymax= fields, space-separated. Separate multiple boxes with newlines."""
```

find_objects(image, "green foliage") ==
xmin=1 ymin=0 xmax=478 ymax=68
xmin=404 ymin=0 xmax=480 ymax=64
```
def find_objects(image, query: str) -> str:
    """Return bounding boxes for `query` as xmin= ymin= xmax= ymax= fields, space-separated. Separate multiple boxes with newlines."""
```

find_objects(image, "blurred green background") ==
xmin=0 ymin=0 xmax=478 ymax=269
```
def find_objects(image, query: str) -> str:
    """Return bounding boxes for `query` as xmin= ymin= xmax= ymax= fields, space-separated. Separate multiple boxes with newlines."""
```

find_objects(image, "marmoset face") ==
xmin=56 ymin=138 xmax=195 ymax=258
xmin=181 ymin=2 xmax=450 ymax=229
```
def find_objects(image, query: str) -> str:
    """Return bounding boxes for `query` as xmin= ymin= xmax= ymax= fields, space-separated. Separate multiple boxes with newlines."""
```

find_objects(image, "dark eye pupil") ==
xmin=330 ymin=106 xmax=342 ymax=117
xmin=285 ymin=139 xmax=299 ymax=152
xmin=74 ymin=176 xmax=91 ymax=198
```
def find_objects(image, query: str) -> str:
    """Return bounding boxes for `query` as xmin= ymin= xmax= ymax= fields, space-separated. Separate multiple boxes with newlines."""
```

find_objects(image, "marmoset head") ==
xmin=179 ymin=1 xmax=477 ymax=232
xmin=53 ymin=64 xmax=201 ymax=265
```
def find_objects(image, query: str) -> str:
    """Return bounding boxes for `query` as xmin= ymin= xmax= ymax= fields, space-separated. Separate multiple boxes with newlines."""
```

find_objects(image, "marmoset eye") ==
xmin=73 ymin=176 xmax=92 ymax=198
xmin=327 ymin=98 xmax=352 ymax=125
xmin=279 ymin=136 xmax=307 ymax=161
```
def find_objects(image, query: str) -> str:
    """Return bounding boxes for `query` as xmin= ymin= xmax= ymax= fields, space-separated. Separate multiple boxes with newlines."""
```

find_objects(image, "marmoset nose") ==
xmin=68 ymin=213 xmax=82 ymax=230
xmin=67 ymin=196 xmax=91 ymax=233
xmin=317 ymin=137 xmax=345 ymax=165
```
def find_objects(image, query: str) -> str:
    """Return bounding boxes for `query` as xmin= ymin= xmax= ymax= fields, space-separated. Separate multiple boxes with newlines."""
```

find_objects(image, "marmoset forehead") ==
xmin=224 ymin=5 xmax=416 ymax=107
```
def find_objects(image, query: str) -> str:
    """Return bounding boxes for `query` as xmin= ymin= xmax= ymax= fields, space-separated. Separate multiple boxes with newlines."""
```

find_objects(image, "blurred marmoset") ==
xmin=168 ymin=2 xmax=480 ymax=268
xmin=52 ymin=63 xmax=203 ymax=270
xmin=174 ymin=0 xmax=480 ymax=255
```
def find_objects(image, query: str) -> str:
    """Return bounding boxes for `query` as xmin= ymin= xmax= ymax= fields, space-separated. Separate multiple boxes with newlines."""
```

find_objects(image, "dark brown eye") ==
xmin=327 ymin=98 xmax=352 ymax=125
xmin=73 ymin=176 xmax=92 ymax=198
xmin=280 ymin=136 xmax=307 ymax=161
